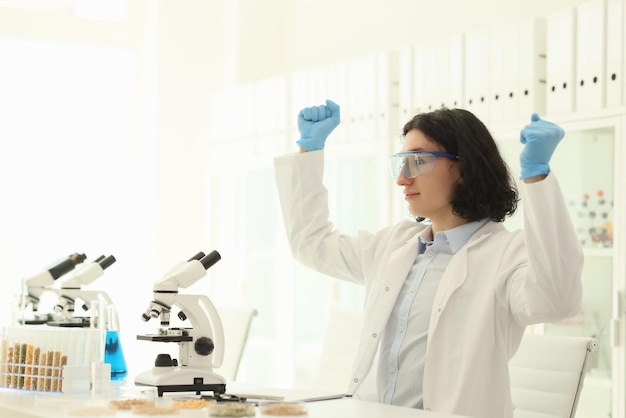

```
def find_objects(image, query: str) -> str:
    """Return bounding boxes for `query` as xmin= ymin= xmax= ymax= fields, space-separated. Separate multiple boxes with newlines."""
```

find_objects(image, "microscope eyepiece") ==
xmin=69 ymin=253 xmax=88 ymax=265
xmin=200 ymin=250 xmax=221 ymax=270
xmin=98 ymin=255 xmax=116 ymax=270
xmin=48 ymin=253 xmax=87 ymax=280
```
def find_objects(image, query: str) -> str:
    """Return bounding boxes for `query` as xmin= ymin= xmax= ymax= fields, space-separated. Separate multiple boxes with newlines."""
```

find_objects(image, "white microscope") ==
xmin=19 ymin=252 xmax=87 ymax=325
xmin=135 ymin=250 xmax=227 ymax=397
xmin=48 ymin=255 xmax=118 ymax=328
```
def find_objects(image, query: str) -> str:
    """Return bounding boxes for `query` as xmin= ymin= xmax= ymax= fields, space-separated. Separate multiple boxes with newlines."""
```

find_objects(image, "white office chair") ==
xmin=509 ymin=333 xmax=599 ymax=418
xmin=313 ymin=309 xmax=363 ymax=392
xmin=214 ymin=307 xmax=258 ymax=381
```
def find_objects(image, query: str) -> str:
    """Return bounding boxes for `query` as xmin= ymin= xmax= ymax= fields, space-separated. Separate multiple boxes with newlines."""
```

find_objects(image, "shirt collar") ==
xmin=418 ymin=219 xmax=489 ymax=254
xmin=444 ymin=219 xmax=489 ymax=253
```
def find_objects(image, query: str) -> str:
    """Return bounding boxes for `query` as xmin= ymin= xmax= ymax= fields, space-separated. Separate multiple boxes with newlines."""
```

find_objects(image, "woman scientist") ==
xmin=273 ymin=100 xmax=583 ymax=418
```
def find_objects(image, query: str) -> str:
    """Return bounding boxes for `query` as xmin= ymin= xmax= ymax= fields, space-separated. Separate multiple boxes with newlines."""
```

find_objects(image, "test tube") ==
xmin=0 ymin=329 xmax=8 ymax=385
xmin=89 ymin=300 xmax=105 ymax=398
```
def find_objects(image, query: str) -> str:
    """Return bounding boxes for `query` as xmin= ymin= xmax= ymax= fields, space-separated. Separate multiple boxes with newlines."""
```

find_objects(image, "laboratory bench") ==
xmin=0 ymin=382 xmax=472 ymax=418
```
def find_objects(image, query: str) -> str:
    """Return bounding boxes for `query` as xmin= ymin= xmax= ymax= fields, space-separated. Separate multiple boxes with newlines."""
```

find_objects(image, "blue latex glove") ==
xmin=519 ymin=113 xmax=565 ymax=179
xmin=296 ymin=99 xmax=340 ymax=151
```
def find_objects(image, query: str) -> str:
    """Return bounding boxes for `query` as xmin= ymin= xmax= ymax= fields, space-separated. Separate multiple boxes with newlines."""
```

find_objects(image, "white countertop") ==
xmin=0 ymin=383 xmax=471 ymax=418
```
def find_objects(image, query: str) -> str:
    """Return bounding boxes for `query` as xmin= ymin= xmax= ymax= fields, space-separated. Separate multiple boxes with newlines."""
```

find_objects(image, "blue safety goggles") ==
xmin=389 ymin=151 xmax=461 ymax=179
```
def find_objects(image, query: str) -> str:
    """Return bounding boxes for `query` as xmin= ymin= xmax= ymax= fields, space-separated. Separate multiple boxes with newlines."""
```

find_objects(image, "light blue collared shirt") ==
xmin=377 ymin=219 xmax=488 ymax=408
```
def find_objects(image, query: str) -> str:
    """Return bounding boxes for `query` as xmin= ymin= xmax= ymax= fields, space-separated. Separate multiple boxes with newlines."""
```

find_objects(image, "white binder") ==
xmin=448 ymin=34 xmax=465 ymax=110
xmin=575 ymin=0 xmax=607 ymax=112
xmin=346 ymin=57 xmax=364 ymax=142
xmin=325 ymin=60 xmax=349 ymax=144
xmin=605 ymin=0 xmax=625 ymax=107
xmin=376 ymin=50 xmax=399 ymax=141
xmin=254 ymin=76 xmax=287 ymax=154
xmin=290 ymin=68 xmax=322 ymax=143
xmin=463 ymin=29 xmax=490 ymax=122
xmin=488 ymin=26 xmax=509 ymax=123
xmin=289 ymin=69 xmax=311 ymax=121
xmin=412 ymin=42 xmax=427 ymax=114
xmin=414 ymin=36 xmax=463 ymax=113
xmin=432 ymin=38 xmax=449 ymax=110
xmin=398 ymin=45 xmax=414 ymax=126
xmin=517 ymin=18 xmax=547 ymax=121
xmin=546 ymin=7 xmax=577 ymax=115
xmin=346 ymin=54 xmax=377 ymax=143
xmin=417 ymin=39 xmax=439 ymax=113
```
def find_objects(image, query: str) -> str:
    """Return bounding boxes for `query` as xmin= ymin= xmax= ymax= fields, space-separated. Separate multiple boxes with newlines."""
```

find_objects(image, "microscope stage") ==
xmin=47 ymin=317 xmax=92 ymax=327
xmin=137 ymin=334 xmax=193 ymax=342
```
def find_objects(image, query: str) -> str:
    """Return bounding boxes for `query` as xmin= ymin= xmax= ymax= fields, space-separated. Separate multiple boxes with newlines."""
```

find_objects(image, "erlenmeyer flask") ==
xmin=103 ymin=305 xmax=127 ymax=380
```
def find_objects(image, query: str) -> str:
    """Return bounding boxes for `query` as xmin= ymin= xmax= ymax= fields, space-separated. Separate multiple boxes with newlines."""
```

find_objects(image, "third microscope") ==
xmin=135 ymin=250 xmax=227 ymax=397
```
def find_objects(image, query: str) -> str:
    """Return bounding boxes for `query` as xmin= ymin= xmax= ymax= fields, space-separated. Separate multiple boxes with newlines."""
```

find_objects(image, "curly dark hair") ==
xmin=402 ymin=108 xmax=518 ymax=222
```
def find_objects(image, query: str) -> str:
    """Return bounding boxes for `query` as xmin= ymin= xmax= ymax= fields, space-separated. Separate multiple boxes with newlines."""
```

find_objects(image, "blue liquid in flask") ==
xmin=104 ymin=330 xmax=128 ymax=380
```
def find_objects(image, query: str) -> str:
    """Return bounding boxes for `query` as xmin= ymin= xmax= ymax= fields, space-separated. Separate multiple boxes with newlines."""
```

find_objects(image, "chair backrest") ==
xmin=314 ymin=309 xmax=363 ymax=392
xmin=214 ymin=307 xmax=257 ymax=381
xmin=509 ymin=333 xmax=599 ymax=418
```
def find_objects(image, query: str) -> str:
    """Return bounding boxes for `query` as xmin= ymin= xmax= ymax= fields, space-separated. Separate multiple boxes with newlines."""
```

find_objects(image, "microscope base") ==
xmin=135 ymin=367 xmax=227 ymax=397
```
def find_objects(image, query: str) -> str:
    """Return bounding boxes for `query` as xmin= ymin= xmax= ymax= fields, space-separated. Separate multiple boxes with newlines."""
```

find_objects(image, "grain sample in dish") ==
xmin=109 ymin=398 xmax=155 ymax=410
xmin=171 ymin=398 xmax=212 ymax=409
xmin=132 ymin=404 xmax=179 ymax=415
xmin=259 ymin=401 xmax=308 ymax=416
xmin=209 ymin=402 xmax=256 ymax=417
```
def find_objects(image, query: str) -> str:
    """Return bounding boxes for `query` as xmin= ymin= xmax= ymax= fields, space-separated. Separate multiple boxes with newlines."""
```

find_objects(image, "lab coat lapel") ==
xmin=388 ymin=235 xmax=421 ymax=291
xmin=364 ymin=235 xmax=420 ymax=329
xmin=427 ymin=222 xmax=501 ymax=347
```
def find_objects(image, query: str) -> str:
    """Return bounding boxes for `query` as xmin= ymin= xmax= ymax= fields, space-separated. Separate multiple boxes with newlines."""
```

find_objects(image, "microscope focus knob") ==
xmin=154 ymin=353 xmax=174 ymax=367
xmin=194 ymin=337 xmax=215 ymax=356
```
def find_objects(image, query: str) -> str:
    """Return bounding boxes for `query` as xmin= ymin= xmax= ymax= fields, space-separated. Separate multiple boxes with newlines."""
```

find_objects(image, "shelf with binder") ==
xmin=493 ymin=111 xmax=624 ymax=418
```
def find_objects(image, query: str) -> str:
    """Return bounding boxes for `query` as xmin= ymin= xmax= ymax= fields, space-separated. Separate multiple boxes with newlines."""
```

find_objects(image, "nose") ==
xmin=396 ymin=170 xmax=412 ymax=186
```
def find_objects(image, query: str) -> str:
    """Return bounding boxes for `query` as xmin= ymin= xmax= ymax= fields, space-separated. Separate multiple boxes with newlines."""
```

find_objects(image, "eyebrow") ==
xmin=403 ymin=148 xmax=437 ymax=153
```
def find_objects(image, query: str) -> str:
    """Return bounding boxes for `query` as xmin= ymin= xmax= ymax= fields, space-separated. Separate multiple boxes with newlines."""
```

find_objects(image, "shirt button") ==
xmin=385 ymin=286 xmax=390 ymax=291
xmin=427 ymin=250 xmax=434 ymax=257
xmin=390 ymin=367 xmax=396 ymax=373
xmin=399 ymin=326 xmax=405 ymax=332
xmin=353 ymin=378 xmax=359 ymax=383
xmin=410 ymin=287 xmax=416 ymax=292
xmin=372 ymin=333 xmax=378 ymax=338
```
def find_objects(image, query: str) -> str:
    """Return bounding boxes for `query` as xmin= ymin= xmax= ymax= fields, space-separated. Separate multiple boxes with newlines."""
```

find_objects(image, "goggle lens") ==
xmin=389 ymin=151 xmax=460 ymax=179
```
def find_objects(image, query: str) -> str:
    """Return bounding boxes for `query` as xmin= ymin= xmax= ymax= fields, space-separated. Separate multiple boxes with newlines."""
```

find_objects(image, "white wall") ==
xmin=237 ymin=0 xmax=592 ymax=79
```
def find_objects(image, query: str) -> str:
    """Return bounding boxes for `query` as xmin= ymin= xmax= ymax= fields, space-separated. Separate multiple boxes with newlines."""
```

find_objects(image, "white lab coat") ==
xmin=274 ymin=150 xmax=584 ymax=418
